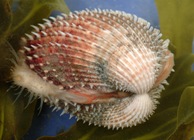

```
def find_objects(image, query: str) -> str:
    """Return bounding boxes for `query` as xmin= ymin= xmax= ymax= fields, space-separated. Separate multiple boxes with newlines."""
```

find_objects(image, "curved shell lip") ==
xmin=154 ymin=50 xmax=174 ymax=88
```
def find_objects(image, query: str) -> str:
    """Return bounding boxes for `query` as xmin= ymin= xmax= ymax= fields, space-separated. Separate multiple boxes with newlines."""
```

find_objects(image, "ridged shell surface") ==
xmin=12 ymin=9 xmax=174 ymax=129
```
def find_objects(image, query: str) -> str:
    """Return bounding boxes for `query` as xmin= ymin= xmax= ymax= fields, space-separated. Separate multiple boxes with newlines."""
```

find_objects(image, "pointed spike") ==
xmin=38 ymin=97 xmax=44 ymax=115
xmin=85 ymin=106 xmax=89 ymax=111
xmin=31 ymin=25 xmax=39 ymax=32
xmin=64 ymin=102 xmax=68 ymax=106
xmin=31 ymin=45 xmax=37 ymax=50
xmin=38 ymin=23 xmax=46 ymax=29
xmin=56 ymin=15 xmax=63 ymax=20
xmin=64 ymin=105 xmax=69 ymax=112
xmin=41 ymin=31 xmax=47 ymax=36
xmin=33 ymin=54 xmax=39 ymax=58
xmin=69 ymin=114 xmax=74 ymax=119
xmin=52 ymin=106 xmax=57 ymax=112
xmin=112 ymin=125 xmax=115 ymax=130
xmin=58 ymin=31 xmax=66 ymax=36
xmin=55 ymin=98 xmax=59 ymax=103
xmin=121 ymin=125 xmax=124 ymax=129
xmin=49 ymin=42 xmax=55 ymax=46
xmin=69 ymin=13 xmax=74 ymax=19
xmin=64 ymin=21 xmax=70 ymax=26
xmin=49 ymin=104 xmax=54 ymax=108
xmin=160 ymin=85 xmax=165 ymax=90
xmin=74 ymin=11 xmax=79 ymax=14
xmin=24 ymin=46 xmax=31 ymax=51
xmin=13 ymin=89 xmax=23 ymax=104
xmin=44 ymin=98 xmax=48 ymax=102
xmin=49 ymin=16 xmax=56 ymax=21
xmin=37 ymin=44 xmax=43 ymax=47
xmin=25 ymin=33 xmax=33 ymax=40
xmin=76 ymin=105 xmax=81 ymax=111
xmin=27 ymin=56 xmax=32 ymax=60
xmin=43 ymin=18 xmax=51 ymax=23
xmin=24 ymin=93 xmax=34 ymax=109
xmin=56 ymin=106 xmax=61 ymax=111
xmin=58 ymin=21 xmax=64 ymax=26
xmin=62 ymin=13 xmax=68 ymax=18
xmin=32 ymin=32 xmax=41 ymax=38
xmin=60 ymin=110 xmax=66 ymax=116
xmin=162 ymin=80 xmax=169 ymax=85
xmin=66 ymin=32 xmax=73 ymax=38
xmin=107 ymin=125 xmax=111 ymax=129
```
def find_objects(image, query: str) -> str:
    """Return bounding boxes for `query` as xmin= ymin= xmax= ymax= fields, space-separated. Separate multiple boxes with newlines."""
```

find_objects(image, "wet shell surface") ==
xmin=11 ymin=9 xmax=174 ymax=129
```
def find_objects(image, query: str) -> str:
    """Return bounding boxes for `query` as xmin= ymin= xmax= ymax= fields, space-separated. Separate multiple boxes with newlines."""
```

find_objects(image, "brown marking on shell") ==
xmin=11 ymin=9 xmax=174 ymax=129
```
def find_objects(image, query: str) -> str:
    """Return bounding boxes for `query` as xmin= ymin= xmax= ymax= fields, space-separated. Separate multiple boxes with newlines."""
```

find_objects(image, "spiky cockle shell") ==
xmin=12 ymin=9 xmax=174 ymax=129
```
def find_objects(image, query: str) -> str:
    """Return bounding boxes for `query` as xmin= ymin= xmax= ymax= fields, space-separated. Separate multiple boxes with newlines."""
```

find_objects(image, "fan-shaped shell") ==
xmin=12 ymin=9 xmax=174 ymax=129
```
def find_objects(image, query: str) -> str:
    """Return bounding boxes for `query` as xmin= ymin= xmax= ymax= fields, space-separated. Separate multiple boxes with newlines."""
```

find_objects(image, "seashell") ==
xmin=11 ymin=9 xmax=174 ymax=129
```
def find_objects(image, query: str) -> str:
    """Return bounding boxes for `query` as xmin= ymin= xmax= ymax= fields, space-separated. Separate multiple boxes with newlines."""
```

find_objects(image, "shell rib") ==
xmin=11 ymin=9 xmax=174 ymax=129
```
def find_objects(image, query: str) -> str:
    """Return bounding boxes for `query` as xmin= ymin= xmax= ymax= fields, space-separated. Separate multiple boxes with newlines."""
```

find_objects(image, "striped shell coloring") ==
xmin=11 ymin=9 xmax=174 ymax=129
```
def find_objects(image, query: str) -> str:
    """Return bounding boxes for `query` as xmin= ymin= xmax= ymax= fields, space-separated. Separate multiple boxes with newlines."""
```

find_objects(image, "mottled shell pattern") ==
xmin=12 ymin=9 xmax=174 ymax=129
